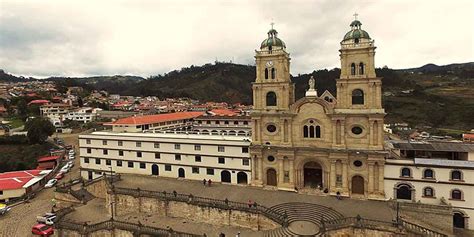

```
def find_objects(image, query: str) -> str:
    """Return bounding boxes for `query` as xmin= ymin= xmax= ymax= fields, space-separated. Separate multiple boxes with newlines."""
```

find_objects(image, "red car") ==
xmin=55 ymin=172 xmax=64 ymax=180
xmin=32 ymin=223 xmax=54 ymax=236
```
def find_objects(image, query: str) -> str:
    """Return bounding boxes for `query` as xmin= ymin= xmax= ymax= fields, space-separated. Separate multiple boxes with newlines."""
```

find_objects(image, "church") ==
xmin=249 ymin=17 xmax=386 ymax=199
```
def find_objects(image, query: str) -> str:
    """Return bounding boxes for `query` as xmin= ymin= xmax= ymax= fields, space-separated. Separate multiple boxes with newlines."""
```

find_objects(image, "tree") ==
xmin=25 ymin=117 xmax=55 ymax=144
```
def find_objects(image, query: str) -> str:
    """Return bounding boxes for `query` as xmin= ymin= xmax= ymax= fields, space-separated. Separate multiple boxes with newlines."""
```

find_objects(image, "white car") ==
xmin=44 ymin=179 xmax=58 ymax=188
xmin=36 ymin=213 xmax=57 ymax=225
xmin=68 ymin=149 xmax=75 ymax=155
xmin=67 ymin=161 xmax=74 ymax=167
xmin=68 ymin=155 xmax=75 ymax=160
xmin=60 ymin=165 xmax=70 ymax=173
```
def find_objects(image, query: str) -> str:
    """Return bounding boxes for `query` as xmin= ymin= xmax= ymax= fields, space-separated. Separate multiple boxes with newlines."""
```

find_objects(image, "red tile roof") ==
xmin=28 ymin=100 xmax=50 ymax=105
xmin=106 ymin=112 xmax=204 ymax=126
xmin=0 ymin=170 xmax=43 ymax=190
xmin=37 ymin=155 xmax=61 ymax=163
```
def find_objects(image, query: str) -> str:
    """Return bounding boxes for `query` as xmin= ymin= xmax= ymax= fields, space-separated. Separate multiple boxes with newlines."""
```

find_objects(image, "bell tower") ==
xmin=336 ymin=14 xmax=382 ymax=111
xmin=253 ymin=23 xmax=294 ymax=112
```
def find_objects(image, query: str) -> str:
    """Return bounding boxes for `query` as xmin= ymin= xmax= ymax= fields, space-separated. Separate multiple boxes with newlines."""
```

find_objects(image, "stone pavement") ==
xmin=116 ymin=174 xmax=395 ymax=223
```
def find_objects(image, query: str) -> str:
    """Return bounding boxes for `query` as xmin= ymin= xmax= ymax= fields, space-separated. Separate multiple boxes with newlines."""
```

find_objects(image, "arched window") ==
xmin=401 ymin=167 xmax=411 ymax=177
xmin=303 ymin=121 xmax=321 ymax=138
xmin=451 ymin=189 xmax=462 ymax=200
xmin=352 ymin=89 xmax=364 ymax=105
xmin=266 ymin=92 xmax=277 ymax=106
xmin=451 ymin=170 xmax=462 ymax=180
xmin=359 ymin=62 xmax=364 ymax=75
xmin=423 ymin=169 xmax=434 ymax=179
xmin=271 ymin=68 xmax=276 ymax=79
xmin=351 ymin=63 xmax=356 ymax=75
xmin=264 ymin=68 xmax=269 ymax=79
xmin=423 ymin=187 xmax=434 ymax=197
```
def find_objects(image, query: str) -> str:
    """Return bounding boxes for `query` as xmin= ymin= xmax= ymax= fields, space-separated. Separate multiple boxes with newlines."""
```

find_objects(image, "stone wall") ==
xmin=394 ymin=201 xmax=453 ymax=235
xmin=84 ymin=178 xmax=108 ymax=199
xmin=325 ymin=227 xmax=402 ymax=237
xmin=111 ymin=193 xmax=279 ymax=231
xmin=54 ymin=192 xmax=82 ymax=206
xmin=54 ymin=228 xmax=153 ymax=237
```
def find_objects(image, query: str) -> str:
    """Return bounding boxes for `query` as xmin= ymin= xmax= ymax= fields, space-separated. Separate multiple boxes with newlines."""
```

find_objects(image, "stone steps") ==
xmin=263 ymin=227 xmax=298 ymax=237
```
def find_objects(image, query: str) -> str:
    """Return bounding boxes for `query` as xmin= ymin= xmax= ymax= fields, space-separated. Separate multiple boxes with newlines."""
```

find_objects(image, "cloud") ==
xmin=0 ymin=0 xmax=472 ymax=77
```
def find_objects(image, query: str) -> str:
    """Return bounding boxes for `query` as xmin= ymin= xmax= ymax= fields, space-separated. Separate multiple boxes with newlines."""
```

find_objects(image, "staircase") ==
xmin=70 ymin=188 xmax=95 ymax=203
xmin=263 ymin=202 xmax=344 ymax=237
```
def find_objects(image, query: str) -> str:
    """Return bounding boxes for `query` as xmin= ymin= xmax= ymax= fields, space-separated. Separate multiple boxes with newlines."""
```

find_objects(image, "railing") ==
xmin=57 ymin=219 xmax=204 ymax=237
xmin=321 ymin=216 xmax=399 ymax=233
xmin=111 ymin=187 xmax=288 ymax=227
xmin=400 ymin=219 xmax=448 ymax=237
xmin=320 ymin=215 xmax=448 ymax=237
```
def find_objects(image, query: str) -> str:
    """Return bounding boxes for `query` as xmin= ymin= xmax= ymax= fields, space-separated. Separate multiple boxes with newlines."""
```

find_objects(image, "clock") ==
xmin=265 ymin=61 xmax=274 ymax=68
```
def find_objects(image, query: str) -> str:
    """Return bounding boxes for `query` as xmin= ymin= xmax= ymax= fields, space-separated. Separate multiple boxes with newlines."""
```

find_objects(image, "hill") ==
xmin=1 ymin=62 xmax=472 ymax=133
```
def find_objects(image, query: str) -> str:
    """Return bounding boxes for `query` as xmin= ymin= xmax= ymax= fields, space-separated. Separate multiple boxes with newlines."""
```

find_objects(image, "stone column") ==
xmin=342 ymin=162 xmax=348 ymax=191
xmin=332 ymin=120 xmax=337 ymax=145
xmin=378 ymin=164 xmax=385 ymax=194
xmin=251 ymin=156 xmax=256 ymax=180
xmin=340 ymin=122 xmax=346 ymax=147
xmin=368 ymin=163 xmax=374 ymax=193
xmin=257 ymin=156 xmax=263 ymax=182
xmin=289 ymin=159 xmax=295 ymax=186
xmin=368 ymin=120 xmax=374 ymax=146
xmin=330 ymin=161 xmax=336 ymax=190
xmin=278 ymin=158 xmax=284 ymax=185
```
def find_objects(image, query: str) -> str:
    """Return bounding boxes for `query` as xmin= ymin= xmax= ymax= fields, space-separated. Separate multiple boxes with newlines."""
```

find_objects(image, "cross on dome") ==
xmin=353 ymin=12 xmax=359 ymax=20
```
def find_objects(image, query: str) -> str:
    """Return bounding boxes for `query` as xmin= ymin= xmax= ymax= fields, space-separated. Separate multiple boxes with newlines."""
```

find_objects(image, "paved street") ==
xmin=0 ymin=132 xmax=81 ymax=237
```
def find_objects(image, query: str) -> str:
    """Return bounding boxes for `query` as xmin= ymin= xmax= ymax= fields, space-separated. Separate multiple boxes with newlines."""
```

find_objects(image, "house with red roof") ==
xmin=0 ymin=169 xmax=52 ymax=202
xmin=105 ymin=111 xmax=203 ymax=132
xmin=37 ymin=155 xmax=63 ymax=170
xmin=28 ymin=100 xmax=50 ymax=106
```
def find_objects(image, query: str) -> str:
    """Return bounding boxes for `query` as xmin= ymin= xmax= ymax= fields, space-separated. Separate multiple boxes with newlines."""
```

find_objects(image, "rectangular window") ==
xmin=137 ymin=152 xmax=142 ymax=158
xmin=128 ymin=161 xmax=134 ymax=168
xmin=165 ymin=164 xmax=172 ymax=171
xmin=194 ymin=145 xmax=201 ymax=151
xmin=86 ymin=139 xmax=91 ymax=144
xmin=242 ymin=147 xmax=249 ymax=153
xmin=234 ymin=121 xmax=239 ymax=125
xmin=154 ymin=143 xmax=160 ymax=148
xmin=106 ymin=159 xmax=111 ymax=165
xmin=95 ymin=158 xmax=101 ymax=165
xmin=224 ymin=121 xmax=229 ymax=125
xmin=0 ymin=190 xmax=3 ymax=195
xmin=118 ymin=141 xmax=123 ymax=146
xmin=140 ymin=162 xmax=146 ymax=169
xmin=102 ymin=140 xmax=107 ymax=145
xmin=243 ymin=121 xmax=248 ymax=125
xmin=242 ymin=158 xmax=249 ymax=166
xmin=155 ymin=153 xmax=160 ymax=159
xmin=216 ymin=121 xmax=220 ymax=124
xmin=206 ymin=121 xmax=211 ymax=124
xmin=198 ymin=121 xmax=202 ymax=124
xmin=87 ymin=148 xmax=91 ymax=154
xmin=174 ymin=144 xmax=181 ymax=150
xmin=119 ymin=150 xmax=124 ymax=156
xmin=136 ymin=142 xmax=141 ymax=147
xmin=206 ymin=168 xmax=214 ymax=175
xmin=192 ymin=167 xmax=199 ymax=174
xmin=218 ymin=146 xmax=225 ymax=152
xmin=218 ymin=157 xmax=225 ymax=164
xmin=103 ymin=149 xmax=108 ymax=155
xmin=175 ymin=154 xmax=181 ymax=160
xmin=84 ymin=157 xmax=89 ymax=163
xmin=117 ymin=160 xmax=122 ymax=167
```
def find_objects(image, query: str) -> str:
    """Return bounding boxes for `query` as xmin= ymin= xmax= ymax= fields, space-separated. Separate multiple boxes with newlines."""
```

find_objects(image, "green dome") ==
xmin=260 ymin=28 xmax=286 ymax=49
xmin=343 ymin=19 xmax=371 ymax=41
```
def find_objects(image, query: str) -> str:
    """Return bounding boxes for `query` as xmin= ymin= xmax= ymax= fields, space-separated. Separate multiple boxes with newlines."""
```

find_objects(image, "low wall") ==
xmin=110 ymin=193 xmax=279 ymax=231
xmin=391 ymin=201 xmax=453 ymax=235
xmin=325 ymin=227 xmax=402 ymax=237
xmin=54 ymin=192 xmax=82 ymax=206
xmin=54 ymin=228 xmax=152 ymax=237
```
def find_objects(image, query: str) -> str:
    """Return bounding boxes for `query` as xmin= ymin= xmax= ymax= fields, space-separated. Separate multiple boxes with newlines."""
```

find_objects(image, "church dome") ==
xmin=260 ymin=27 xmax=286 ymax=50
xmin=343 ymin=19 xmax=371 ymax=41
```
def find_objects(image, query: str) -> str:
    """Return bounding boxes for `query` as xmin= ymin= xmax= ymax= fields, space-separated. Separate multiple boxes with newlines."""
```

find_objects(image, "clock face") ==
xmin=265 ymin=61 xmax=274 ymax=68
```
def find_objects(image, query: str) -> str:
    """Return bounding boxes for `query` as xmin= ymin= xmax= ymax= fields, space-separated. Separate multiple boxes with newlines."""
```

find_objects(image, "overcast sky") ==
xmin=0 ymin=0 xmax=472 ymax=78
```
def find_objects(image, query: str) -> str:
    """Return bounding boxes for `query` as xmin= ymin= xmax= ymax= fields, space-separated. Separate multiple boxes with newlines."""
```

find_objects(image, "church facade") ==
xmin=249 ymin=19 xmax=386 ymax=199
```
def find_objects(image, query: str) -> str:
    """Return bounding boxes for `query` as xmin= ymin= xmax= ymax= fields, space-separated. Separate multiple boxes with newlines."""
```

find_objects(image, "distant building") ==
xmin=63 ymin=107 xmax=102 ymax=124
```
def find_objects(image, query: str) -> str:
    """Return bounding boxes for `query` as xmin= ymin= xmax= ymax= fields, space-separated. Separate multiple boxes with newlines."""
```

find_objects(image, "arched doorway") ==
xmin=266 ymin=169 xmax=277 ymax=186
xmin=221 ymin=170 xmax=231 ymax=183
xmin=178 ymin=168 xmax=185 ymax=178
xmin=453 ymin=212 xmax=465 ymax=229
xmin=237 ymin=172 xmax=248 ymax=184
xmin=396 ymin=184 xmax=412 ymax=200
xmin=351 ymin=176 xmax=365 ymax=194
xmin=304 ymin=162 xmax=323 ymax=188
xmin=151 ymin=164 xmax=159 ymax=176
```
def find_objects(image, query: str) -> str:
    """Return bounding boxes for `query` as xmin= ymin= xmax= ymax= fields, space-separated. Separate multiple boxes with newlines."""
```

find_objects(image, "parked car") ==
xmin=68 ymin=149 xmax=75 ymax=155
xmin=67 ymin=161 xmax=74 ymax=167
xmin=60 ymin=165 xmax=70 ymax=173
xmin=68 ymin=154 xmax=75 ymax=160
xmin=0 ymin=204 xmax=11 ymax=215
xmin=54 ymin=172 xmax=64 ymax=180
xmin=44 ymin=179 xmax=58 ymax=188
xmin=31 ymin=223 xmax=54 ymax=236
xmin=36 ymin=213 xmax=57 ymax=225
